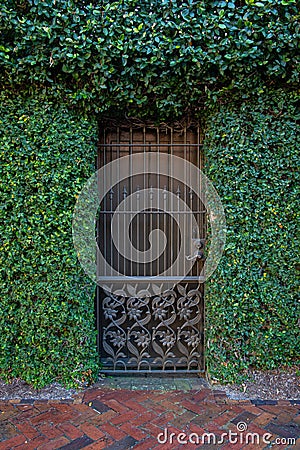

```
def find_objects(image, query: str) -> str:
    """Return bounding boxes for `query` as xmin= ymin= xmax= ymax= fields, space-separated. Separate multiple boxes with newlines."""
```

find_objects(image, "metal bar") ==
xmin=98 ymin=276 xmax=205 ymax=282
xmin=184 ymin=126 xmax=187 ymax=278
xmin=196 ymin=126 xmax=200 ymax=277
xmin=103 ymin=128 xmax=107 ymax=276
xmin=163 ymin=185 xmax=167 ymax=274
xmin=149 ymin=185 xmax=153 ymax=276
xmin=189 ymin=131 xmax=193 ymax=276
xmin=143 ymin=126 xmax=146 ymax=277
xmin=136 ymin=185 xmax=140 ymax=276
xmin=96 ymin=137 xmax=101 ymax=281
xmin=189 ymin=187 xmax=193 ymax=275
xmin=199 ymin=124 xmax=206 ymax=372
xmin=109 ymin=187 xmax=113 ymax=276
xmin=109 ymin=137 xmax=113 ymax=276
xmin=156 ymin=127 xmax=160 ymax=276
xmin=123 ymin=185 xmax=127 ymax=275
xmin=100 ymin=143 xmax=203 ymax=147
xmin=130 ymin=127 xmax=133 ymax=277
xmin=99 ymin=211 xmax=206 ymax=214
xmin=96 ymin=286 xmax=100 ymax=354
xmin=170 ymin=127 xmax=173 ymax=276
xmin=117 ymin=126 xmax=120 ymax=275
xmin=100 ymin=369 xmax=205 ymax=374
xmin=176 ymin=184 xmax=181 ymax=278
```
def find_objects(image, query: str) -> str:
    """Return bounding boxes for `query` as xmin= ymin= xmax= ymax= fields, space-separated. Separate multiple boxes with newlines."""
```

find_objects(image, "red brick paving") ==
xmin=0 ymin=389 xmax=299 ymax=449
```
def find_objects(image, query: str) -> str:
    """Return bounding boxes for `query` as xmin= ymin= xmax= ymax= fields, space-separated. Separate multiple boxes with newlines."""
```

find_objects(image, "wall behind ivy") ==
xmin=1 ymin=88 xmax=298 ymax=387
xmin=0 ymin=89 xmax=299 ymax=386
xmin=204 ymin=89 xmax=299 ymax=382
xmin=0 ymin=94 xmax=99 ymax=387
xmin=0 ymin=0 xmax=299 ymax=387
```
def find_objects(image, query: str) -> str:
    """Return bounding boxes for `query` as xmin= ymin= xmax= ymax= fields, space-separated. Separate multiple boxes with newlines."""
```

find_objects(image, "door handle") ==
xmin=186 ymin=239 xmax=205 ymax=261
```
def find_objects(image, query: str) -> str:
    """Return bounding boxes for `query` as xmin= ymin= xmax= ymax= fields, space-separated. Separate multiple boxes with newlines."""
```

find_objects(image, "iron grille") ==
xmin=96 ymin=123 xmax=205 ymax=373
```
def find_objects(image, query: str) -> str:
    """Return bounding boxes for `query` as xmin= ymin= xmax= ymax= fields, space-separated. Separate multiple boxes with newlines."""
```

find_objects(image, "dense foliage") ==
xmin=204 ymin=89 xmax=299 ymax=381
xmin=1 ymin=0 xmax=299 ymax=118
xmin=0 ymin=94 xmax=98 ymax=386
xmin=0 ymin=0 xmax=299 ymax=385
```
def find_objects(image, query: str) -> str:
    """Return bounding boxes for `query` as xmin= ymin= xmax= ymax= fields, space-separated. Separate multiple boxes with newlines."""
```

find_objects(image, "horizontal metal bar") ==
xmin=98 ymin=276 xmax=205 ymax=282
xmin=99 ymin=143 xmax=203 ymax=147
xmin=99 ymin=369 xmax=205 ymax=374
xmin=99 ymin=211 xmax=206 ymax=214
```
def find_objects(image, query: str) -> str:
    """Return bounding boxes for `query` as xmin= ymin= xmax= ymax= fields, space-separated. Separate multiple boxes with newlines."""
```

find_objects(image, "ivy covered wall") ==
xmin=0 ymin=94 xmax=98 ymax=386
xmin=0 ymin=0 xmax=299 ymax=385
xmin=204 ymin=89 xmax=299 ymax=381
xmin=1 ymin=1 xmax=298 ymax=116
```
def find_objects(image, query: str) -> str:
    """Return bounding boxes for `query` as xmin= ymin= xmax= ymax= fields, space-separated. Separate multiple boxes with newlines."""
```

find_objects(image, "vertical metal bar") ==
xmin=200 ymin=125 xmax=206 ymax=373
xmin=176 ymin=184 xmax=181 ymax=278
xmin=117 ymin=126 xmax=120 ymax=275
xmin=202 ymin=127 xmax=205 ymax=279
xmin=150 ymin=185 xmax=153 ymax=276
xmin=189 ymin=131 xmax=193 ymax=276
xmin=110 ymin=187 xmax=113 ymax=276
xmin=103 ymin=128 xmax=107 ymax=277
xmin=96 ymin=286 xmax=100 ymax=354
xmin=156 ymin=127 xmax=160 ymax=276
xmin=136 ymin=185 xmax=140 ymax=276
xmin=96 ymin=128 xmax=101 ymax=357
xmin=196 ymin=126 xmax=200 ymax=278
xmin=163 ymin=185 xmax=167 ymax=275
xmin=170 ymin=128 xmax=173 ymax=276
xmin=96 ymin=134 xmax=100 ymax=282
xmin=143 ymin=126 xmax=146 ymax=277
xmin=110 ymin=132 xmax=114 ymax=277
xmin=123 ymin=185 xmax=127 ymax=275
xmin=184 ymin=126 xmax=187 ymax=278
xmin=130 ymin=127 xmax=133 ymax=277
xmin=189 ymin=187 xmax=194 ymax=275
xmin=197 ymin=126 xmax=200 ymax=278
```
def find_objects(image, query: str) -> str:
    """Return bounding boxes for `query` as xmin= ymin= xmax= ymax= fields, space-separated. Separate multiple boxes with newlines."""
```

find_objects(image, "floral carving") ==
xmin=153 ymin=306 xmax=168 ymax=321
xmin=131 ymin=330 xmax=151 ymax=348
xmin=101 ymin=284 xmax=203 ymax=372
xmin=128 ymin=307 xmax=142 ymax=321
xmin=106 ymin=330 xmax=126 ymax=348
xmin=179 ymin=306 xmax=193 ymax=321
xmin=156 ymin=330 xmax=176 ymax=347
xmin=181 ymin=330 xmax=201 ymax=347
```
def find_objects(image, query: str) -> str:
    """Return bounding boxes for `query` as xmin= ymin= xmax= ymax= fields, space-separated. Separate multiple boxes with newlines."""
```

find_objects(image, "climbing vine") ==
xmin=0 ymin=0 xmax=298 ymax=385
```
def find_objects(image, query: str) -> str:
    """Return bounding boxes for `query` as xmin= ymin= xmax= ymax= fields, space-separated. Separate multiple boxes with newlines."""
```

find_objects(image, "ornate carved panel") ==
xmin=99 ymin=283 xmax=204 ymax=372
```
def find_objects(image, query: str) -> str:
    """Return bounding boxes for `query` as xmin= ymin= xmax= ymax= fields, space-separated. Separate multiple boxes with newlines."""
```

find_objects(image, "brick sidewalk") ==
xmin=0 ymin=388 xmax=299 ymax=449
